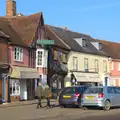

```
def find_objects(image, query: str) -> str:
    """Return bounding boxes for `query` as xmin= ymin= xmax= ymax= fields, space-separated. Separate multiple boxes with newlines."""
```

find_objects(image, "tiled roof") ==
xmin=0 ymin=12 xmax=42 ymax=47
xmin=98 ymin=40 xmax=120 ymax=59
xmin=46 ymin=25 xmax=108 ymax=57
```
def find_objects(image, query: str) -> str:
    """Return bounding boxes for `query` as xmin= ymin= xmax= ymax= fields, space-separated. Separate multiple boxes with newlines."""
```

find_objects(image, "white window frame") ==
xmin=118 ymin=62 xmax=120 ymax=71
xmin=14 ymin=47 xmax=23 ymax=62
xmin=111 ymin=62 xmax=114 ymax=70
xmin=36 ymin=49 xmax=44 ymax=67
xmin=10 ymin=79 xmax=20 ymax=96
xmin=73 ymin=57 xmax=78 ymax=70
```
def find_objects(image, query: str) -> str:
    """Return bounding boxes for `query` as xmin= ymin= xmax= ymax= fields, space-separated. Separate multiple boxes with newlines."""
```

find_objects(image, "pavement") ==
xmin=0 ymin=102 xmax=120 ymax=120
xmin=0 ymin=99 xmax=58 ymax=108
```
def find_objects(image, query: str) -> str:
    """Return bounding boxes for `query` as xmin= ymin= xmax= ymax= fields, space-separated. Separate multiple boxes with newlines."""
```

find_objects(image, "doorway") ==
xmin=26 ymin=79 xmax=35 ymax=100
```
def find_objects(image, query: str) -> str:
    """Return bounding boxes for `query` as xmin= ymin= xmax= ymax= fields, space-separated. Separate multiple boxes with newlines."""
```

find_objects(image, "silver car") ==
xmin=81 ymin=86 xmax=120 ymax=111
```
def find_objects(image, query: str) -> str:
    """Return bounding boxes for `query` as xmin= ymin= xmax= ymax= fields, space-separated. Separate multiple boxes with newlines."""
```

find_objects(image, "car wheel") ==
xmin=104 ymin=100 xmax=111 ymax=111
xmin=83 ymin=106 xmax=88 ymax=110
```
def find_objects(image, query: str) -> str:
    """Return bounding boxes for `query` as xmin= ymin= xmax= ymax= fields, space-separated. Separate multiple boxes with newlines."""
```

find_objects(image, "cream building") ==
xmin=66 ymin=51 xmax=110 ymax=87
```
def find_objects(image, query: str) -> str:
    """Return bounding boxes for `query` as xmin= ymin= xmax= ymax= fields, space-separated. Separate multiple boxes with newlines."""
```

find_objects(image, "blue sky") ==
xmin=0 ymin=0 xmax=120 ymax=42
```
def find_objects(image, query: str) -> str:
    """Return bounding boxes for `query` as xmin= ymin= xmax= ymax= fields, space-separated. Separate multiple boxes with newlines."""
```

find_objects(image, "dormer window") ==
xmin=91 ymin=42 xmax=102 ymax=51
xmin=82 ymin=39 xmax=87 ymax=47
xmin=99 ymin=43 xmax=102 ymax=50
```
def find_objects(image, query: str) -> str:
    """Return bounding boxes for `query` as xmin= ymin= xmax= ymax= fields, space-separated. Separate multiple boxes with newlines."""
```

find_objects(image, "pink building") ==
xmin=110 ymin=60 xmax=120 ymax=86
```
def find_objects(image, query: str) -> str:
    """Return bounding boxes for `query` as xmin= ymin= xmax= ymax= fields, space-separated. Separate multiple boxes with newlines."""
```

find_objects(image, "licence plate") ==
xmin=86 ymin=96 xmax=95 ymax=100
xmin=63 ymin=95 xmax=71 ymax=99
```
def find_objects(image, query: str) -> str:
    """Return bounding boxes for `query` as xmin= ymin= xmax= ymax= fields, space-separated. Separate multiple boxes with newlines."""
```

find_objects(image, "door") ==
xmin=113 ymin=87 xmax=120 ymax=106
xmin=27 ymin=79 xmax=35 ymax=100
xmin=107 ymin=87 xmax=116 ymax=106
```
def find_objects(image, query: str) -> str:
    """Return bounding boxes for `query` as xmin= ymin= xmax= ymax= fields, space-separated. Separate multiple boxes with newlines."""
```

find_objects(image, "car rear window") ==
xmin=84 ymin=87 xmax=103 ymax=94
xmin=62 ymin=87 xmax=87 ymax=94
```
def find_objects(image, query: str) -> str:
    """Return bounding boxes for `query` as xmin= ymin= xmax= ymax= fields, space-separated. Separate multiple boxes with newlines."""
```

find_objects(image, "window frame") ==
xmin=10 ymin=79 xmax=20 ymax=96
xmin=84 ymin=58 xmax=89 ymax=71
xmin=36 ymin=49 xmax=44 ymax=67
xmin=94 ymin=59 xmax=99 ymax=72
xmin=14 ymin=47 xmax=23 ymax=62
xmin=103 ymin=60 xmax=107 ymax=73
xmin=118 ymin=62 xmax=120 ymax=71
xmin=111 ymin=62 xmax=114 ymax=70
xmin=73 ymin=57 xmax=78 ymax=70
xmin=82 ymin=39 xmax=87 ymax=47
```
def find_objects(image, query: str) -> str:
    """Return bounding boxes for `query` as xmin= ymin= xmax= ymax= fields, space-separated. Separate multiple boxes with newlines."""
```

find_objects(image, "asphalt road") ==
xmin=79 ymin=114 xmax=120 ymax=120
xmin=0 ymin=103 xmax=120 ymax=120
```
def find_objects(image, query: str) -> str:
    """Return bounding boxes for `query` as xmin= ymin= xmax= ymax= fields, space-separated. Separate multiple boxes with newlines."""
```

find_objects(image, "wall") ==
xmin=109 ymin=60 xmax=120 ymax=86
xmin=67 ymin=51 xmax=109 ymax=81
xmin=9 ymin=45 xmax=29 ymax=67
xmin=110 ymin=60 xmax=120 ymax=76
xmin=0 ymin=38 xmax=8 ymax=63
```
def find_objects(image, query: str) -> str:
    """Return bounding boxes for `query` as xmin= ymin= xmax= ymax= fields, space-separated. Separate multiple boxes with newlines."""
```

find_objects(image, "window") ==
xmin=84 ymin=87 xmax=103 ymax=94
xmin=118 ymin=63 xmax=120 ymax=71
xmin=103 ymin=60 xmax=107 ymax=72
xmin=94 ymin=59 xmax=99 ymax=72
xmin=107 ymin=87 xmax=115 ymax=94
xmin=53 ymin=50 xmax=58 ymax=60
xmin=82 ymin=39 xmax=87 ymax=47
xmin=36 ymin=50 xmax=43 ymax=67
xmin=73 ymin=57 xmax=78 ymax=70
xmin=114 ymin=87 xmax=120 ymax=94
xmin=10 ymin=80 xmax=20 ymax=96
xmin=14 ymin=47 xmax=23 ymax=61
xmin=111 ymin=62 xmax=114 ymax=70
xmin=99 ymin=43 xmax=102 ymax=50
xmin=84 ymin=58 xmax=88 ymax=71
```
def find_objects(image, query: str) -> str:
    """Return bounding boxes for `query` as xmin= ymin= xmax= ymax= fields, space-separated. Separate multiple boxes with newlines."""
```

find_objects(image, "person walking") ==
xmin=35 ymin=82 xmax=43 ymax=108
xmin=44 ymin=85 xmax=52 ymax=108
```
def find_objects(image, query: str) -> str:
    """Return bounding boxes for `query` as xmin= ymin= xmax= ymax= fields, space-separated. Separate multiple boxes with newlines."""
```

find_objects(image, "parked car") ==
xmin=59 ymin=86 xmax=89 ymax=108
xmin=81 ymin=86 xmax=120 ymax=111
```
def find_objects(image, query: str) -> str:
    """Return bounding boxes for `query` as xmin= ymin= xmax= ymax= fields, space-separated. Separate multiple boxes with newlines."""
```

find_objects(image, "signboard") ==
xmin=37 ymin=40 xmax=55 ymax=45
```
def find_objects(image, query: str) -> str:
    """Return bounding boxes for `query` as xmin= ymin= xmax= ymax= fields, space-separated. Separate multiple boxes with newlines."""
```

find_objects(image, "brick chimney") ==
xmin=6 ymin=0 xmax=16 ymax=17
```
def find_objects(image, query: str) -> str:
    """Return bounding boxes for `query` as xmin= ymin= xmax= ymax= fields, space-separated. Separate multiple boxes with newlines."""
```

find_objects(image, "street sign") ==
xmin=37 ymin=40 xmax=55 ymax=45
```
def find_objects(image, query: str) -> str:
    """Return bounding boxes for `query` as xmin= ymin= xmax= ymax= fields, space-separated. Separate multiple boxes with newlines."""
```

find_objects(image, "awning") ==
xmin=10 ymin=66 xmax=40 ymax=79
xmin=73 ymin=72 xmax=102 ymax=83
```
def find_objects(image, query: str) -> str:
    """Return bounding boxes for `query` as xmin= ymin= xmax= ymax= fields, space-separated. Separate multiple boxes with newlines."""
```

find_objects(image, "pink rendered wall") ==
xmin=110 ymin=60 xmax=120 ymax=76
xmin=8 ymin=45 xmax=29 ymax=67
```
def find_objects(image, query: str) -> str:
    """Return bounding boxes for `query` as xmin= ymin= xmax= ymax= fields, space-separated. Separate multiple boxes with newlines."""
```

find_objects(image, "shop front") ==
xmin=65 ymin=72 xmax=102 ymax=87
xmin=9 ymin=66 xmax=40 ymax=102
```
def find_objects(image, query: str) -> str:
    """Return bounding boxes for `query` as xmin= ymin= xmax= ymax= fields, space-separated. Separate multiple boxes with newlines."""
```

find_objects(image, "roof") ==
xmin=0 ymin=12 xmax=42 ymax=47
xmin=97 ymin=40 xmax=120 ymax=59
xmin=46 ymin=25 xmax=108 ymax=57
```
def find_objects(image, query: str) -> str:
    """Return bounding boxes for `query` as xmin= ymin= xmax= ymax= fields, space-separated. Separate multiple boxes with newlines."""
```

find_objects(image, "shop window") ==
xmin=10 ymin=80 xmax=20 ymax=96
xmin=14 ymin=47 xmax=23 ymax=62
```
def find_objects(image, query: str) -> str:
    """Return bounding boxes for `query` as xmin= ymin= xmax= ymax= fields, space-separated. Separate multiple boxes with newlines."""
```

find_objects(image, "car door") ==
xmin=113 ymin=87 xmax=120 ymax=106
xmin=107 ymin=87 xmax=116 ymax=106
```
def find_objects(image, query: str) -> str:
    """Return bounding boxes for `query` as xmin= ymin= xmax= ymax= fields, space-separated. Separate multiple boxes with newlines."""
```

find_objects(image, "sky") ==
xmin=0 ymin=0 xmax=120 ymax=42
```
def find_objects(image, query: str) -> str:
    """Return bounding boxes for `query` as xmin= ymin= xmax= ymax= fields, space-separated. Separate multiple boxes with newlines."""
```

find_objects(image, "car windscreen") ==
xmin=62 ymin=87 xmax=86 ymax=94
xmin=84 ymin=87 xmax=103 ymax=94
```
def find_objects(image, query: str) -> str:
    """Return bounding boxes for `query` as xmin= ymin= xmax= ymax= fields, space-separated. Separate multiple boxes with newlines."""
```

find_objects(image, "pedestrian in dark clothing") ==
xmin=44 ymin=85 xmax=52 ymax=108
xmin=35 ymin=82 xmax=43 ymax=108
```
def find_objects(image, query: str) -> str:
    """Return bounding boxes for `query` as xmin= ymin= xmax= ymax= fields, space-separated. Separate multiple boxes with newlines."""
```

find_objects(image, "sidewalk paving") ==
xmin=0 ymin=99 xmax=58 ymax=108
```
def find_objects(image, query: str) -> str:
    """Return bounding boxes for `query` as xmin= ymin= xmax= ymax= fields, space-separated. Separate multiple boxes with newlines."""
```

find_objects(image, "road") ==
xmin=0 ymin=104 xmax=120 ymax=120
